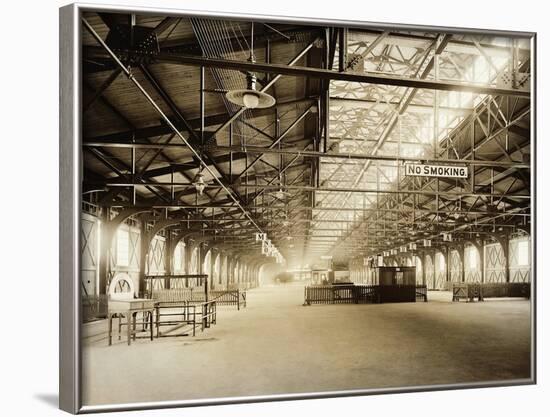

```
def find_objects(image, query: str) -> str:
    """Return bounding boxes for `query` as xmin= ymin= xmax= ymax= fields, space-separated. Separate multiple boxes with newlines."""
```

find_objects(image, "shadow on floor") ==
xmin=34 ymin=393 xmax=58 ymax=408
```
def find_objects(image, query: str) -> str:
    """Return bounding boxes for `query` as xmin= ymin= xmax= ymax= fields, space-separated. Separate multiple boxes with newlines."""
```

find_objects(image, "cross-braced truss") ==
xmin=81 ymin=13 xmax=531 ymax=268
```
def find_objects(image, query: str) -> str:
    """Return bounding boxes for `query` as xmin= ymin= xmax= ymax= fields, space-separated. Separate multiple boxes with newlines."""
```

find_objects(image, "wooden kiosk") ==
xmin=374 ymin=266 xmax=417 ymax=303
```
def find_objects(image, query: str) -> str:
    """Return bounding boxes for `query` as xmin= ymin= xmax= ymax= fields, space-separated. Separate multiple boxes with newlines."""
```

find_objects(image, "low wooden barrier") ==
xmin=452 ymin=282 xmax=530 ymax=302
xmin=304 ymin=285 xmax=366 ymax=305
xmin=209 ymin=290 xmax=247 ymax=310
xmin=200 ymin=301 xmax=217 ymax=330
xmin=354 ymin=285 xmax=378 ymax=304
xmin=452 ymin=283 xmax=479 ymax=302
xmin=154 ymin=300 xmax=217 ymax=337
xmin=154 ymin=301 xmax=199 ymax=337
xmin=304 ymin=284 xmax=426 ymax=305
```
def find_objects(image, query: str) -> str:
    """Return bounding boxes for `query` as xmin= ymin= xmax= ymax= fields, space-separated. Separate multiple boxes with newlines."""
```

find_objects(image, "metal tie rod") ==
xmin=82 ymin=141 xmax=531 ymax=169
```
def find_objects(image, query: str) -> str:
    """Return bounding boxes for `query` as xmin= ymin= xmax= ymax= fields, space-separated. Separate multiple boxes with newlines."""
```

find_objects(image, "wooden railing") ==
xmin=304 ymin=284 xmax=427 ymax=305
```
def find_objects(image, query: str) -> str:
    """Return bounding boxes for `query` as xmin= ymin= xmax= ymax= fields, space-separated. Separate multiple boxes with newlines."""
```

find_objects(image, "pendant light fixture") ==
xmin=225 ymin=22 xmax=276 ymax=109
xmin=192 ymin=169 xmax=206 ymax=195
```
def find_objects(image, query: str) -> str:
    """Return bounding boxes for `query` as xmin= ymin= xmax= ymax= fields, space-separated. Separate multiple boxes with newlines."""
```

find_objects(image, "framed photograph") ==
xmin=59 ymin=2 xmax=536 ymax=413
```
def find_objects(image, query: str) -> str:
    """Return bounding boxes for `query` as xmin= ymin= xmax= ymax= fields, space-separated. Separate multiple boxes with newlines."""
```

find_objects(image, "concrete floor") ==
xmin=82 ymin=283 xmax=532 ymax=406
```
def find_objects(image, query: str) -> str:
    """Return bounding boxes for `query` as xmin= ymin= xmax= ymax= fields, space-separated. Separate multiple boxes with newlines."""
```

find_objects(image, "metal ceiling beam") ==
xmin=105 ymin=201 xmax=531 ymax=214
xmin=329 ymin=96 xmax=472 ymax=115
xmin=82 ymin=140 xmax=530 ymax=169
xmin=90 ymin=180 xmax=530 ymax=199
xmin=122 ymin=52 xmax=533 ymax=97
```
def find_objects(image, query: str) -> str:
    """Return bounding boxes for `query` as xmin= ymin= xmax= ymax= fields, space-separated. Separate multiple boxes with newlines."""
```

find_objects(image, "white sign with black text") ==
xmin=404 ymin=163 xmax=468 ymax=178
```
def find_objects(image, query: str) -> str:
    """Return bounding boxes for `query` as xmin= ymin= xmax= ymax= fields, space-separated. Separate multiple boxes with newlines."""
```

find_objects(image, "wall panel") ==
xmin=484 ymin=242 xmax=506 ymax=283
xmin=509 ymin=237 xmax=531 ymax=283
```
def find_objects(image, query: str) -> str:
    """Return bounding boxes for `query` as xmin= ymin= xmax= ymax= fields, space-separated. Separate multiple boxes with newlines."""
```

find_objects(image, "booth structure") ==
xmin=374 ymin=267 xmax=417 ymax=303
xmin=304 ymin=266 xmax=426 ymax=305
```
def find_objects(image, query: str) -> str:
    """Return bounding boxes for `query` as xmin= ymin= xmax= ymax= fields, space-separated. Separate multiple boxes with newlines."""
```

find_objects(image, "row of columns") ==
xmin=349 ymin=234 xmax=526 ymax=287
xmin=95 ymin=210 xmax=264 ymax=295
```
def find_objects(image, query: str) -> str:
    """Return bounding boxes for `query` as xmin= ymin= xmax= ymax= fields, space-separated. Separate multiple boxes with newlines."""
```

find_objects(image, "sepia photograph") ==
xmin=59 ymin=2 xmax=534 ymax=412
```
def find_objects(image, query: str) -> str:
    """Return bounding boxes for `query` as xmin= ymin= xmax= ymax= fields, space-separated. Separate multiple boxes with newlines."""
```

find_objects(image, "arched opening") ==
xmin=464 ymin=244 xmax=481 ymax=282
xmin=220 ymin=255 xmax=228 ymax=289
xmin=449 ymin=249 xmax=463 ymax=284
xmin=188 ymin=245 xmax=202 ymax=288
xmin=434 ymin=251 xmax=446 ymax=290
xmin=212 ymin=252 xmax=221 ymax=289
xmin=414 ymin=256 xmax=423 ymax=285
xmin=203 ymin=249 xmax=213 ymax=288
xmin=146 ymin=233 xmax=166 ymax=277
xmin=424 ymin=254 xmax=434 ymax=290
xmin=232 ymin=260 xmax=240 ymax=288
xmin=189 ymin=246 xmax=199 ymax=274
xmin=173 ymin=241 xmax=186 ymax=274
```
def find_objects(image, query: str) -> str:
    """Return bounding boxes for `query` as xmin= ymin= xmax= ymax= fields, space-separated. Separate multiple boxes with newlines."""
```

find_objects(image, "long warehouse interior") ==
xmin=79 ymin=11 xmax=533 ymax=406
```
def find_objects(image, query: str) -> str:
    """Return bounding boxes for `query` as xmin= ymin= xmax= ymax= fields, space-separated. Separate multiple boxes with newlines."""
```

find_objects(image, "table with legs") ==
xmin=108 ymin=299 xmax=155 ymax=346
